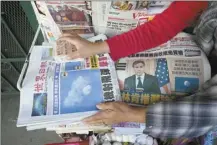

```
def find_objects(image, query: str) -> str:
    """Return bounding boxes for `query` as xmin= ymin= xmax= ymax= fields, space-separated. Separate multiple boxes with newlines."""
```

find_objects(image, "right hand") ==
xmin=57 ymin=33 xmax=110 ymax=60
xmin=82 ymin=102 xmax=146 ymax=125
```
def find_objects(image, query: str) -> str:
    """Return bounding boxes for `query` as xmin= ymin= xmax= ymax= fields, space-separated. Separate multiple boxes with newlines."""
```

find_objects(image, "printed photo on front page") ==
xmin=46 ymin=2 xmax=90 ymax=27
xmin=116 ymin=58 xmax=172 ymax=105
xmin=167 ymin=58 xmax=204 ymax=94
xmin=117 ymin=58 xmax=171 ymax=94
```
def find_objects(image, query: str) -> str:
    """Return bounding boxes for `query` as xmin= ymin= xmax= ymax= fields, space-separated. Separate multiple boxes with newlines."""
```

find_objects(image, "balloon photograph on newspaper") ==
xmin=59 ymin=69 xmax=103 ymax=114
xmin=16 ymin=35 xmax=121 ymax=127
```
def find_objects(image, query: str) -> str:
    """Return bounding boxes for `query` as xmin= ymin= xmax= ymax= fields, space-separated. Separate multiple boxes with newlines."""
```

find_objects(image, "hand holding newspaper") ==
xmin=20 ymin=1 xmax=211 ymax=136
xmin=54 ymin=33 xmax=110 ymax=62
xmin=17 ymin=34 xmax=120 ymax=131
xmin=31 ymin=1 xmax=94 ymax=43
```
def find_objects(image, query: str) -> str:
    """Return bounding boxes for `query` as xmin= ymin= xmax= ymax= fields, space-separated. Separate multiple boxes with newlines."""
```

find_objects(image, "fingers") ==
xmin=66 ymin=53 xmax=80 ymax=60
xmin=96 ymin=102 xmax=117 ymax=110
xmin=84 ymin=119 xmax=114 ymax=125
xmin=82 ymin=111 xmax=116 ymax=125
xmin=60 ymin=32 xmax=78 ymax=37
xmin=82 ymin=111 xmax=106 ymax=123
xmin=58 ymin=36 xmax=78 ymax=45
xmin=82 ymin=110 xmax=112 ymax=123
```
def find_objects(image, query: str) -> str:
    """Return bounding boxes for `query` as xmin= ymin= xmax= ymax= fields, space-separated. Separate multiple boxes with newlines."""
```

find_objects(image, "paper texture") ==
xmin=31 ymin=1 xmax=94 ymax=43
xmin=116 ymin=33 xmax=211 ymax=106
xmin=17 ymin=35 xmax=120 ymax=127
xmin=92 ymin=1 xmax=171 ymax=37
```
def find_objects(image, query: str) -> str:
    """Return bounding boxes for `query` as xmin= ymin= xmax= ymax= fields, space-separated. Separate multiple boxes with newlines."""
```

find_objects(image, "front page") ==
xmin=17 ymin=35 xmax=120 ymax=127
xmin=116 ymin=33 xmax=211 ymax=106
xmin=92 ymin=1 xmax=171 ymax=37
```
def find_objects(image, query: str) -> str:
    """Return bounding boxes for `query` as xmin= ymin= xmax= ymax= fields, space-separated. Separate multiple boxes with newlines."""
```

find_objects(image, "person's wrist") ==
xmin=128 ymin=107 xmax=146 ymax=123
xmin=91 ymin=41 xmax=110 ymax=55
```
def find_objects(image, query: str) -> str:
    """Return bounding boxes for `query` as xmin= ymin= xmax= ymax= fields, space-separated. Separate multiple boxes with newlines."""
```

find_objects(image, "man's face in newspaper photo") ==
xmin=133 ymin=61 xmax=145 ymax=76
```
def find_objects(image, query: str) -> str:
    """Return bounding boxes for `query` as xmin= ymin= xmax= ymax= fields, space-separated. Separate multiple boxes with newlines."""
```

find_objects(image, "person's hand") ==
xmin=57 ymin=33 xmax=110 ymax=60
xmin=82 ymin=101 xmax=146 ymax=125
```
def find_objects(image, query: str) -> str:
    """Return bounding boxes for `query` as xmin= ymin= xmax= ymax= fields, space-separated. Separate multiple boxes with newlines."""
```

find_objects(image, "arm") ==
xmin=83 ymin=77 xmax=217 ymax=138
xmin=143 ymin=75 xmax=217 ymax=138
xmin=106 ymin=1 xmax=208 ymax=61
xmin=57 ymin=2 xmax=207 ymax=61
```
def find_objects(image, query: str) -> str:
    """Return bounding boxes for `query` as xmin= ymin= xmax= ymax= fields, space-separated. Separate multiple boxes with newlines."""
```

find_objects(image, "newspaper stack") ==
xmin=32 ymin=1 xmax=172 ymax=40
xmin=116 ymin=32 xmax=211 ymax=106
xmin=17 ymin=34 xmax=120 ymax=132
xmin=20 ymin=1 xmax=212 ymax=135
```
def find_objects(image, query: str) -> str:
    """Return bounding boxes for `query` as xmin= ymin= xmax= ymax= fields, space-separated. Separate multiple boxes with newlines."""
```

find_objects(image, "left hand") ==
xmin=82 ymin=101 xmax=146 ymax=125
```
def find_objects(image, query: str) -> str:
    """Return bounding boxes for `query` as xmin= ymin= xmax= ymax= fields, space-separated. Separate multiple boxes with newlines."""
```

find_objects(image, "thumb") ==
xmin=66 ymin=53 xmax=81 ymax=60
xmin=58 ymin=36 xmax=79 ymax=45
xmin=61 ymin=32 xmax=78 ymax=37
xmin=96 ymin=102 xmax=114 ymax=110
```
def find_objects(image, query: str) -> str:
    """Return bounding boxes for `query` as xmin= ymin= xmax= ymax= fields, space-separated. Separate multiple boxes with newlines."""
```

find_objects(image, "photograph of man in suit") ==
xmin=124 ymin=60 xmax=161 ymax=93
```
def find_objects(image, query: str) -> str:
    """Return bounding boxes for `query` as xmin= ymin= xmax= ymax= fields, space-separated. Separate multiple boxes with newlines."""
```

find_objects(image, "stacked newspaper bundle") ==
xmin=17 ymin=34 xmax=120 ymax=133
xmin=116 ymin=32 xmax=211 ymax=106
xmin=32 ymin=1 xmax=172 ymax=40
xmin=19 ymin=1 xmax=212 ymax=136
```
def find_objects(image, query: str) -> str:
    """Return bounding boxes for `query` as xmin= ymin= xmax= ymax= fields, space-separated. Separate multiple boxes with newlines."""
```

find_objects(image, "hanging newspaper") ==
xmin=116 ymin=33 xmax=211 ymax=106
xmin=31 ymin=1 xmax=62 ymax=42
xmin=92 ymin=1 xmax=171 ymax=37
xmin=31 ymin=1 xmax=94 ymax=43
xmin=17 ymin=34 xmax=120 ymax=127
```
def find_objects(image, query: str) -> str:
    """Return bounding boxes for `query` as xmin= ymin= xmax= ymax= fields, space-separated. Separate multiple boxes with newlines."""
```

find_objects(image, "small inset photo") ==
xmin=31 ymin=93 xmax=47 ymax=116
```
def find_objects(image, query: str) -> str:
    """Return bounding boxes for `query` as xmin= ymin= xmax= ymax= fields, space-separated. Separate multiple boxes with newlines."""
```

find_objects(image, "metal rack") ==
xmin=1 ymin=1 xmax=43 ymax=97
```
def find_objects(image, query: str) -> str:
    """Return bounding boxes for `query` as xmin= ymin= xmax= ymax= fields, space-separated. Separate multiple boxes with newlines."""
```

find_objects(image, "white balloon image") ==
xmin=184 ymin=81 xmax=190 ymax=87
xmin=82 ymin=85 xmax=92 ymax=95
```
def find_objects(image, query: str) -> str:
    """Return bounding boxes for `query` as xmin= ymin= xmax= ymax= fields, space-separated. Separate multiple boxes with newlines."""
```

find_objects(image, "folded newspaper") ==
xmin=20 ymin=1 xmax=211 ymax=136
xmin=17 ymin=35 xmax=120 ymax=130
xmin=32 ymin=1 xmax=172 ymax=41
xmin=31 ymin=1 xmax=94 ymax=43
xmin=91 ymin=1 xmax=171 ymax=37
xmin=116 ymin=33 xmax=211 ymax=106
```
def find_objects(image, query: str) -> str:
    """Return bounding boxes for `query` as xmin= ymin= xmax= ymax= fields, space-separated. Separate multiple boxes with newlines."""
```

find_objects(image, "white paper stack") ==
xmin=17 ymin=34 xmax=121 ymax=133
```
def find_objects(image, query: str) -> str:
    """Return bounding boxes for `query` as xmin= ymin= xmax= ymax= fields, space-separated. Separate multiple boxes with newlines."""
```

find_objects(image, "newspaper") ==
xmin=112 ymin=122 xmax=146 ymax=135
xmin=31 ymin=1 xmax=94 ymax=43
xmin=32 ymin=1 xmax=62 ymax=42
xmin=17 ymin=34 xmax=120 ymax=127
xmin=92 ymin=1 xmax=171 ymax=37
xmin=42 ymin=122 xmax=145 ymax=134
xmin=116 ymin=33 xmax=211 ymax=106
xmin=46 ymin=123 xmax=112 ymax=134
xmin=45 ymin=1 xmax=91 ymax=28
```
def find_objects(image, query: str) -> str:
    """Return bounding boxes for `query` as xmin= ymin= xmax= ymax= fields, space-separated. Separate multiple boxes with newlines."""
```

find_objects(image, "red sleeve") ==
xmin=106 ymin=1 xmax=208 ymax=61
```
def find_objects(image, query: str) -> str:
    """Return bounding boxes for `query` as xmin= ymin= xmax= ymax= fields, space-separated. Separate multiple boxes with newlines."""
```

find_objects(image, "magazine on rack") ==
xmin=116 ymin=33 xmax=211 ymax=106
xmin=17 ymin=34 xmax=120 ymax=128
